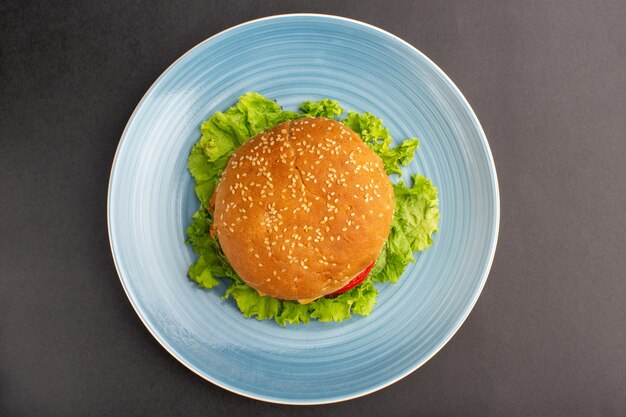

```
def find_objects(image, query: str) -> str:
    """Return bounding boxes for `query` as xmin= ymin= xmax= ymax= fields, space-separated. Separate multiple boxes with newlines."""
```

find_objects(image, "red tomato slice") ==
xmin=326 ymin=261 xmax=376 ymax=298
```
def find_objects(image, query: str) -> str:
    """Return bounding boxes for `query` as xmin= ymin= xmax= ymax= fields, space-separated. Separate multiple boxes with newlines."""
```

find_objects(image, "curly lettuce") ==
xmin=186 ymin=92 xmax=439 ymax=325
xmin=342 ymin=111 xmax=420 ymax=175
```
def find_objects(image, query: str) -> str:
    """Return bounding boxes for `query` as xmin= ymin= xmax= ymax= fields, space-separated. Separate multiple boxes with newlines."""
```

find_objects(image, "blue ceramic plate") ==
xmin=108 ymin=14 xmax=499 ymax=404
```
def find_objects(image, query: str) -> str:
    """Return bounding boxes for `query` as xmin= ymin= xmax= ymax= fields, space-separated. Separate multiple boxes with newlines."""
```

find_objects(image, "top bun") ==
xmin=213 ymin=117 xmax=394 ymax=301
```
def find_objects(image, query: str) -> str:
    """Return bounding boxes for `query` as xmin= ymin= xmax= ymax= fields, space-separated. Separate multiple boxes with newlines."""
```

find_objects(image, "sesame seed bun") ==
xmin=213 ymin=117 xmax=394 ymax=300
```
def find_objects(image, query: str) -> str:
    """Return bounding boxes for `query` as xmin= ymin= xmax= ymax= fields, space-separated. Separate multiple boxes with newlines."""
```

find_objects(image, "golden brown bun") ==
xmin=213 ymin=117 xmax=394 ymax=300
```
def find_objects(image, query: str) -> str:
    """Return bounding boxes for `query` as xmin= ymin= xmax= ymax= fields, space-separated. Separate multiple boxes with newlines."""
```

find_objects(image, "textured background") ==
xmin=1 ymin=1 xmax=625 ymax=416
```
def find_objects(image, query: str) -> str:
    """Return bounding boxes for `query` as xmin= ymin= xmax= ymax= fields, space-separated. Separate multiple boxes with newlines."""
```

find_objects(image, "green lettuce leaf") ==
xmin=220 ymin=278 xmax=377 ymax=324
xmin=370 ymin=175 xmax=440 ymax=283
xmin=309 ymin=279 xmax=378 ymax=321
xmin=394 ymin=175 xmax=440 ymax=252
xmin=346 ymin=279 xmax=378 ymax=316
xmin=185 ymin=92 xmax=439 ymax=325
xmin=224 ymin=283 xmax=282 ymax=320
xmin=186 ymin=209 xmax=239 ymax=282
xmin=275 ymin=302 xmax=311 ymax=326
xmin=188 ymin=255 xmax=220 ymax=289
xmin=342 ymin=111 xmax=420 ymax=175
xmin=299 ymin=99 xmax=344 ymax=118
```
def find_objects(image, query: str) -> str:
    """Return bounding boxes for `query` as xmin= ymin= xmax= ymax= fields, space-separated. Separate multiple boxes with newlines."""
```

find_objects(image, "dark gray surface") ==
xmin=1 ymin=0 xmax=625 ymax=415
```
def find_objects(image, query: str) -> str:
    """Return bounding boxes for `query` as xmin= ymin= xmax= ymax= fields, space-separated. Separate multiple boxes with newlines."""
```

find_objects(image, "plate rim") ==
xmin=107 ymin=13 xmax=500 ymax=405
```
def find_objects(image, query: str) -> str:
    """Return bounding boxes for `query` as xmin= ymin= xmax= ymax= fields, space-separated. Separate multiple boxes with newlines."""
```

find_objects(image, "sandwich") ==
xmin=186 ymin=93 xmax=439 ymax=325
